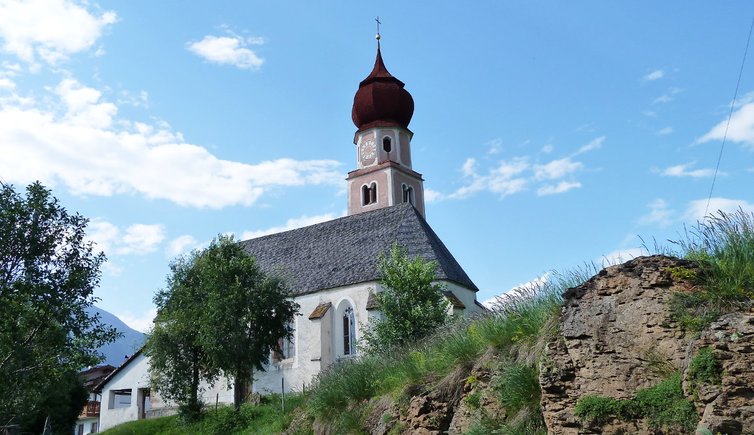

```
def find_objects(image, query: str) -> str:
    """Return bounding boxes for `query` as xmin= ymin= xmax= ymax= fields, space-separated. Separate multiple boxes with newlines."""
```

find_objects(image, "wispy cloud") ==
xmin=537 ymin=181 xmax=581 ymax=196
xmin=697 ymin=103 xmax=754 ymax=150
xmin=659 ymin=162 xmax=717 ymax=178
xmin=0 ymin=78 xmax=343 ymax=208
xmin=575 ymin=135 xmax=605 ymax=155
xmin=240 ymin=213 xmax=339 ymax=240
xmin=0 ymin=0 xmax=116 ymax=69
xmin=187 ymin=34 xmax=265 ymax=70
xmin=638 ymin=198 xmax=673 ymax=228
xmin=684 ymin=198 xmax=754 ymax=222
xmin=658 ymin=126 xmax=673 ymax=135
xmin=116 ymin=308 xmax=157 ymax=333
xmin=643 ymin=69 xmax=664 ymax=81
xmin=166 ymin=235 xmax=201 ymax=257
xmin=599 ymin=247 xmax=648 ymax=267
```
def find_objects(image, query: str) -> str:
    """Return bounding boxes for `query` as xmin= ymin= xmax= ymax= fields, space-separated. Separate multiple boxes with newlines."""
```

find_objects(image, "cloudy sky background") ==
xmin=1 ymin=1 xmax=753 ymax=331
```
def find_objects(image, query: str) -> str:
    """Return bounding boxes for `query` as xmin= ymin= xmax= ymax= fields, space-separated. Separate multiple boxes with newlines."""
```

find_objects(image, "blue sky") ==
xmin=1 ymin=1 xmax=753 ymax=331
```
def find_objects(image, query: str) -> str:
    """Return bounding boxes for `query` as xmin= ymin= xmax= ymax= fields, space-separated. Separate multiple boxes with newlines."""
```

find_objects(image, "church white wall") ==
xmin=253 ymin=281 xmax=376 ymax=394
xmin=443 ymin=281 xmax=486 ymax=317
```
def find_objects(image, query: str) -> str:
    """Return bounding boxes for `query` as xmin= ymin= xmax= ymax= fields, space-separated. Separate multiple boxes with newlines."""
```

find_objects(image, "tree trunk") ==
xmin=233 ymin=368 xmax=252 ymax=410
xmin=190 ymin=348 xmax=200 ymax=416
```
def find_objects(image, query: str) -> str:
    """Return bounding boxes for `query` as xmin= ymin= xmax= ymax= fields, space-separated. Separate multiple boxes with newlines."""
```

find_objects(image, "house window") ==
xmin=77 ymin=424 xmax=84 ymax=435
xmin=109 ymin=389 xmax=132 ymax=409
xmin=382 ymin=136 xmax=392 ymax=153
xmin=343 ymin=307 xmax=356 ymax=355
xmin=362 ymin=183 xmax=377 ymax=206
xmin=402 ymin=184 xmax=414 ymax=205
xmin=91 ymin=422 xmax=98 ymax=433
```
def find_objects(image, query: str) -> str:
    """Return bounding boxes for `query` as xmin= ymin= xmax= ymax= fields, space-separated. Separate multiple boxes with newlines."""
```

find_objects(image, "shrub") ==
xmin=574 ymin=373 xmax=697 ymax=432
xmin=495 ymin=362 xmax=541 ymax=415
xmin=688 ymin=347 xmax=722 ymax=388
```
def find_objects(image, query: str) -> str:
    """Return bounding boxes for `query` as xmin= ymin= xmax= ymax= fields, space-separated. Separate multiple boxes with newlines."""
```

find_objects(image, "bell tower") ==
xmin=347 ymin=33 xmax=425 ymax=217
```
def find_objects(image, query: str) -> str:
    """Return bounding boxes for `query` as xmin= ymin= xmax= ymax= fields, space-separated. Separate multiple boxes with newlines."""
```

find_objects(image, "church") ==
xmin=244 ymin=38 xmax=483 ymax=393
xmin=96 ymin=37 xmax=482 ymax=430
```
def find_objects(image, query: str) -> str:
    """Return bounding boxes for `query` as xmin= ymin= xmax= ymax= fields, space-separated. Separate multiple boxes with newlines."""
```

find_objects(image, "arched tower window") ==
xmin=362 ymin=183 xmax=377 ymax=206
xmin=402 ymin=184 xmax=414 ymax=205
xmin=382 ymin=136 xmax=392 ymax=153
xmin=342 ymin=307 xmax=356 ymax=356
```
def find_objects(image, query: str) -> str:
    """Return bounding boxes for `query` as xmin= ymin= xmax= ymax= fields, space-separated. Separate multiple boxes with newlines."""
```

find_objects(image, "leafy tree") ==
xmin=146 ymin=252 xmax=219 ymax=422
xmin=197 ymin=236 xmax=299 ymax=409
xmin=0 ymin=182 xmax=118 ymax=430
xmin=147 ymin=235 xmax=299 ymax=415
xmin=362 ymin=243 xmax=449 ymax=353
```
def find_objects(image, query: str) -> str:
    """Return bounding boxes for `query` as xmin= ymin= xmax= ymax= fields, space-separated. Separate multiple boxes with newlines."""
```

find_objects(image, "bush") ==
xmin=495 ymin=362 xmax=541 ymax=414
xmin=688 ymin=347 xmax=722 ymax=389
xmin=574 ymin=373 xmax=697 ymax=432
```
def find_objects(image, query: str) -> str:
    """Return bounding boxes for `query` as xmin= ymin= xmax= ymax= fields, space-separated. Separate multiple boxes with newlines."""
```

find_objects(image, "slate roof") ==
xmin=239 ymin=203 xmax=478 ymax=296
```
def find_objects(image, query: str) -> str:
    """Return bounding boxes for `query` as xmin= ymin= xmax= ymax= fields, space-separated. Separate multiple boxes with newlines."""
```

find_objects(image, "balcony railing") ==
xmin=79 ymin=401 xmax=100 ymax=418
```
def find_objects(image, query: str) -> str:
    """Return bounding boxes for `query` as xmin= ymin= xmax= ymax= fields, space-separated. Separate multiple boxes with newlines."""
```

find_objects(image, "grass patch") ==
xmin=669 ymin=209 xmax=754 ymax=331
xmin=100 ymin=394 xmax=306 ymax=435
xmin=574 ymin=373 xmax=697 ymax=432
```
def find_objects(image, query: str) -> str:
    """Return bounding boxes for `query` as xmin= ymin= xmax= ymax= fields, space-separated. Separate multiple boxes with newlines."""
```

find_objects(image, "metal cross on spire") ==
xmin=375 ymin=16 xmax=382 ymax=42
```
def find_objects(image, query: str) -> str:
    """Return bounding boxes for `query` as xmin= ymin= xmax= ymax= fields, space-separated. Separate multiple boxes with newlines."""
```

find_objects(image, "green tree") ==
xmin=197 ymin=236 xmax=299 ymax=409
xmin=147 ymin=235 xmax=299 ymax=415
xmin=0 ymin=182 xmax=118 ymax=430
xmin=146 ymin=252 xmax=219 ymax=421
xmin=363 ymin=243 xmax=449 ymax=353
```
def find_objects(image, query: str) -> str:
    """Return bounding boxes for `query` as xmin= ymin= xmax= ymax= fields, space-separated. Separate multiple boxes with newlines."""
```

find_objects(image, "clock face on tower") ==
xmin=360 ymin=138 xmax=376 ymax=163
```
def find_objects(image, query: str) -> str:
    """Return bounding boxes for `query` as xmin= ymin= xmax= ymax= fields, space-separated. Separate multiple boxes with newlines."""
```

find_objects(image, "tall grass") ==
xmin=668 ymin=209 xmax=754 ymax=330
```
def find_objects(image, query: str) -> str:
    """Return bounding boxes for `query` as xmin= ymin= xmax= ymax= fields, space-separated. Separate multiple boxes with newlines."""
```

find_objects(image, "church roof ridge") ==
xmin=238 ymin=203 xmax=478 ymax=296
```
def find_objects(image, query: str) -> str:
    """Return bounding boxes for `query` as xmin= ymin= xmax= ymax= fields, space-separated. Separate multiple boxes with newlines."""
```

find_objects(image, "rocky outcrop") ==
xmin=687 ymin=312 xmax=754 ymax=434
xmin=540 ymin=255 xmax=754 ymax=434
xmin=540 ymin=255 xmax=698 ymax=434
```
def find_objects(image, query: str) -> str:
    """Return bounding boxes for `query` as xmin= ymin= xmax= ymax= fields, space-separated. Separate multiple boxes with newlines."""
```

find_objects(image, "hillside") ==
xmin=88 ymin=306 xmax=146 ymax=367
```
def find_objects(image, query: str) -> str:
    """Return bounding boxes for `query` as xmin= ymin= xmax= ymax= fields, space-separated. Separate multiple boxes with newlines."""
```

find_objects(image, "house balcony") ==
xmin=79 ymin=401 xmax=100 ymax=418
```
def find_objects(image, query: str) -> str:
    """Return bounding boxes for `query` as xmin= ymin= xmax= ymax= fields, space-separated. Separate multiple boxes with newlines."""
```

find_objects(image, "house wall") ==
xmin=444 ymin=280 xmax=485 ymax=316
xmin=99 ymin=354 xmax=234 ymax=431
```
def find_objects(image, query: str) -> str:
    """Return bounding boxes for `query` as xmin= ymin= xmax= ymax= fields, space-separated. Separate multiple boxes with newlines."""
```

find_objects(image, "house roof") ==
xmin=94 ymin=347 xmax=144 ymax=392
xmin=239 ymin=203 xmax=478 ymax=296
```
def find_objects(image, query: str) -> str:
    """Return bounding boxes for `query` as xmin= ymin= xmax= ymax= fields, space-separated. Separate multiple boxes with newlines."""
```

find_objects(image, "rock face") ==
xmin=688 ymin=312 xmax=754 ymax=434
xmin=540 ymin=255 xmax=698 ymax=434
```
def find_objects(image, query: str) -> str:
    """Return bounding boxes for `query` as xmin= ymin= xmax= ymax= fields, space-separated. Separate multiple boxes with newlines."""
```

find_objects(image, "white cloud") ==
xmin=449 ymin=157 xmax=529 ymax=199
xmin=644 ymin=69 xmax=664 ymax=81
xmin=575 ymin=136 xmax=605 ymax=155
xmin=0 ymin=78 xmax=14 ymax=90
xmin=119 ymin=224 xmax=165 ymax=255
xmin=638 ymin=198 xmax=673 ymax=228
xmin=85 ymin=219 xmax=164 ymax=256
xmin=424 ymin=188 xmax=445 ymax=203
xmin=482 ymin=273 xmax=550 ymax=309
xmin=116 ymin=308 xmax=157 ymax=333
xmin=166 ymin=235 xmax=200 ymax=257
xmin=653 ymin=94 xmax=673 ymax=104
xmin=540 ymin=144 xmax=554 ymax=154
xmin=658 ymin=126 xmax=673 ymax=135
xmin=486 ymin=138 xmax=503 ymax=155
xmin=187 ymin=35 xmax=264 ymax=70
xmin=537 ymin=181 xmax=581 ymax=196
xmin=0 ymin=0 xmax=116 ymax=67
xmin=660 ymin=162 xmax=717 ymax=178
xmin=534 ymin=157 xmax=583 ymax=180
xmin=599 ymin=247 xmax=648 ymax=267
xmin=240 ymin=213 xmax=338 ymax=240
xmin=0 ymin=78 xmax=343 ymax=208
xmin=683 ymin=198 xmax=754 ymax=222
xmin=697 ymin=103 xmax=754 ymax=149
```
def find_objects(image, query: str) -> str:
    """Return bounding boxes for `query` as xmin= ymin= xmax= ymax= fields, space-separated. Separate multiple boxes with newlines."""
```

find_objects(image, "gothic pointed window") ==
xmin=382 ymin=136 xmax=392 ymax=153
xmin=343 ymin=307 xmax=356 ymax=355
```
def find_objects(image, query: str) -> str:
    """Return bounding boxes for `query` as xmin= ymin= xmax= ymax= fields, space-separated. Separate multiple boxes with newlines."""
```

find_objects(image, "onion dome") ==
xmin=351 ymin=44 xmax=414 ymax=132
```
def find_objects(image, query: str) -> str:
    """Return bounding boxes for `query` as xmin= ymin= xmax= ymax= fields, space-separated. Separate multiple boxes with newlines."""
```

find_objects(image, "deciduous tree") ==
xmin=362 ymin=243 xmax=449 ymax=353
xmin=0 ymin=182 xmax=118 ymax=430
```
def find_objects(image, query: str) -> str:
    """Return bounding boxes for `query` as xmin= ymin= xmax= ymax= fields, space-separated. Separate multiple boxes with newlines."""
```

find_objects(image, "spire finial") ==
xmin=375 ymin=16 xmax=381 ymax=45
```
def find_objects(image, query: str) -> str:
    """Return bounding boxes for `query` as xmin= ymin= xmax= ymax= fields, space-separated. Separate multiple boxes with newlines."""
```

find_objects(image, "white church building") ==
xmin=96 ymin=39 xmax=483 ymax=432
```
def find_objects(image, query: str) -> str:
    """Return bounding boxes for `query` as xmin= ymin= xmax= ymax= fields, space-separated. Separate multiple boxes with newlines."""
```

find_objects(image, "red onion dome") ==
xmin=351 ymin=45 xmax=414 ymax=132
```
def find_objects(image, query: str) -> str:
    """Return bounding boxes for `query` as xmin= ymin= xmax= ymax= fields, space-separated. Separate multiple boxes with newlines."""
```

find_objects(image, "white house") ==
xmin=95 ymin=349 xmax=234 ymax=432
xmin=95 ymin=38 xmax=484 ymax=430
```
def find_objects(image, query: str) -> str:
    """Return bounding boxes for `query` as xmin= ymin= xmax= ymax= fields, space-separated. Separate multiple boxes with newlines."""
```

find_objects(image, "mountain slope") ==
xmin=88 ymin=306 xmax=146 ymax=367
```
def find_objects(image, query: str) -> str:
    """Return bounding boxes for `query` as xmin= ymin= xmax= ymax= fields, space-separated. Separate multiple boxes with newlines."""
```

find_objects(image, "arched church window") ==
xmin=343 ymin=307 xmax=356 ymax=355
xmin=382 ymin=136 xmax=392 ymax=153
xmin=402 ymin=184 xmax=414 ymax=205
xmin=362 ymin=183 xmax=378 ymax=206
xmin=362 ymin=185 xmax=370 ymax=206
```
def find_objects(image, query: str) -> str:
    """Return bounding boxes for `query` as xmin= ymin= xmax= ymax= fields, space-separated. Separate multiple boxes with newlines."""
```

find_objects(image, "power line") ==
xmin=704 ymin=15 xmax=754 ymax=217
